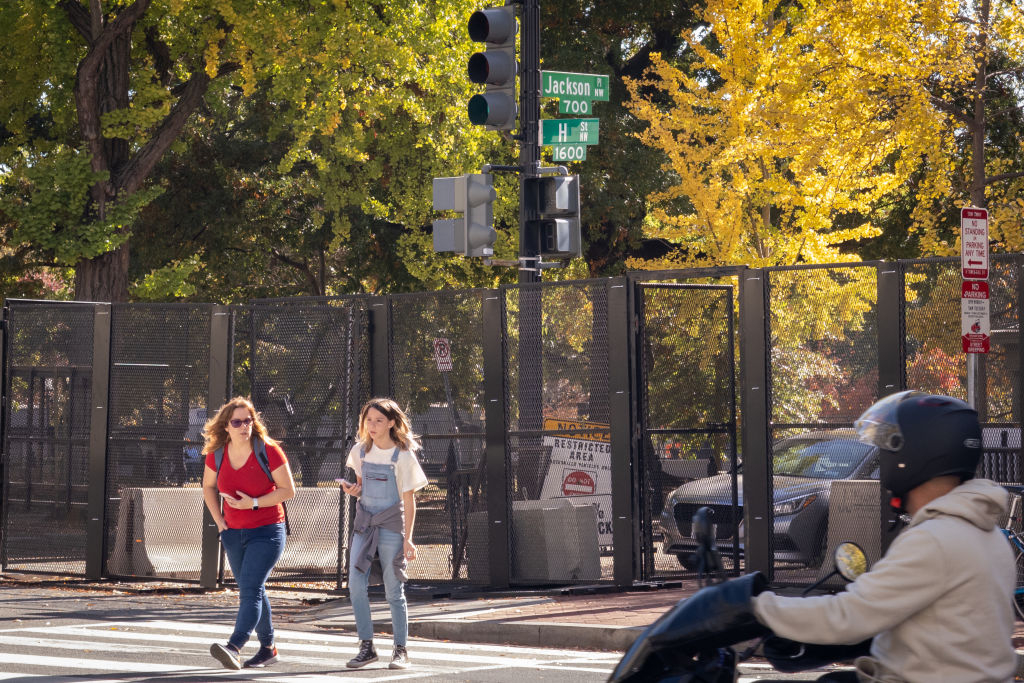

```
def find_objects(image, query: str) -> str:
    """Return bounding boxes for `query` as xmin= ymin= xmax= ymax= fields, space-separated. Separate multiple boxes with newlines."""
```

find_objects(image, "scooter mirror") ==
xmin=833 ymin=541 xmax=868 ymax=582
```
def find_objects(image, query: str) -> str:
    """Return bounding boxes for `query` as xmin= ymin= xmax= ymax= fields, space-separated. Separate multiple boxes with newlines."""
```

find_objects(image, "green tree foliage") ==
xmin=0 ymin=0 xmax=514 ymax=303
xmin=539 ymin=0 xmax=707 ymax=275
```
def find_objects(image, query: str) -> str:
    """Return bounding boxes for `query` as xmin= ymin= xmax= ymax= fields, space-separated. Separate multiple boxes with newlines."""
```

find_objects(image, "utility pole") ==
xmin=518 ymin=0 xmax=541 ymax=285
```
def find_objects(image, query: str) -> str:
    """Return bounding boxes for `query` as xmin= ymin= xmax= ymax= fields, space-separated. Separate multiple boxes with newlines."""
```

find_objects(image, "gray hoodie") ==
xmin=754 ymin=478 xmax=1016 ymax=682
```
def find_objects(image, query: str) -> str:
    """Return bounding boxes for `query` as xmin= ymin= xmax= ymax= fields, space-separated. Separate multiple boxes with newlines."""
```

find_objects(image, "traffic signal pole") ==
xmin=518 ymin=0 xmax=541 ymax=285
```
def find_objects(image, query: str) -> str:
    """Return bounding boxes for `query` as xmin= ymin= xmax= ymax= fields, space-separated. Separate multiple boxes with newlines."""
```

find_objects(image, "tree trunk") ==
xmin=74 ymin=244 xmax=131 ymax=302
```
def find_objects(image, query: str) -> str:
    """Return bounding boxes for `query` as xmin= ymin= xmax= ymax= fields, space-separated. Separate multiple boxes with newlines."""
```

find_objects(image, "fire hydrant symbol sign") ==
xmin=961 ymin=281 xmax=990 ymax=353
xmin=433 ymin=338 xmax=453 ymax=372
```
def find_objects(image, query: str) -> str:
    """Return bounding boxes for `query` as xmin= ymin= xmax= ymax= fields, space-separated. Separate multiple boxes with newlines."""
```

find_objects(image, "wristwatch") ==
xmin=252 ymin=497 xmax=260 ymax=510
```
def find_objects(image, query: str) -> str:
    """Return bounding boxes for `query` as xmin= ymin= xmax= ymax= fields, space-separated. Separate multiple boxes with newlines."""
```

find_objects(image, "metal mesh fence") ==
xmin=636 ymin=280 xmax=739 ymax=581
xmin=766 ymin=265 xmax=881 ymax=584
xmin=246 ymin=298 xmax=369 ymax=580
xmin=2 ymin=302 xmax=95 ymax=575
xmin=2 ymin=256 xmax=1022 ymax=589
xmin=388 ymin=290 xmax=487 ymax=584
xmin=504 ymin=280 xmax=613 ymax=584
xmin=904 ymin=256 xmax=1022 ymax=483
xmin=104 ymin=304 xmax=211 ymax=580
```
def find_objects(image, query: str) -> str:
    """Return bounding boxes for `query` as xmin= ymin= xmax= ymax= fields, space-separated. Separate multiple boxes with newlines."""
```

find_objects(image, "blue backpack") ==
xmin=214 ymin=437 xmax=291 ymax=534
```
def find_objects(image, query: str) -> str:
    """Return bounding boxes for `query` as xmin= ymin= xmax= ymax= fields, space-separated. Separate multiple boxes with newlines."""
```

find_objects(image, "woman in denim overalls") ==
xmin=341 ymin=398 xmax=427 ymax=670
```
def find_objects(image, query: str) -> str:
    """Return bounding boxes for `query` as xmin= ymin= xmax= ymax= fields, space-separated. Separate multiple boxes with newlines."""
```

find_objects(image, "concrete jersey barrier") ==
xmin=108 ymin=487 xmax=345 ymax=578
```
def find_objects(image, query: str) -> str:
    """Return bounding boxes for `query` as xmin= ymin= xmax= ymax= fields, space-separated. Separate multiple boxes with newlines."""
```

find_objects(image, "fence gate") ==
xmin=636 ymin=282 xmax=739 ymax=581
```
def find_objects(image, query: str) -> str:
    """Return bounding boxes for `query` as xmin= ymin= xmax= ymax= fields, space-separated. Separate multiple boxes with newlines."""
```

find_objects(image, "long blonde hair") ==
xmin=357 ymin=397 xmax=420 ymax=452
xmin=202 ymin=396 xmax=278 ymax=454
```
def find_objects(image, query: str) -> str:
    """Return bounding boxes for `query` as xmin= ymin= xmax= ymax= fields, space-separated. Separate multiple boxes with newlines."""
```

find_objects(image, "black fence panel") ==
xmin=2 ymin=301 xmax=95 ymax=575
xmin=388 ymin=290 xmax=487 ymax=585
xmin=904 ymin=256 xmax=1023 ymax=483
xmin=503 ymin=280 xmax=614 ymax=584
xmin=765 ymin=264 xmax=882 ymax=585
xmin=104 ymin=304 xmax=212 ymax=580
xmin=247 ymin=298 xmax=370 ymax=582
xmin=635 ymin=280 xmax=739 ymax=581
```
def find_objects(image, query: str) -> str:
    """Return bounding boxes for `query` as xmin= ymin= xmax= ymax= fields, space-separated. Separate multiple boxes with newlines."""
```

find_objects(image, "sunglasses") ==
xmin=229 ymin=417 xmax=254 ymax=428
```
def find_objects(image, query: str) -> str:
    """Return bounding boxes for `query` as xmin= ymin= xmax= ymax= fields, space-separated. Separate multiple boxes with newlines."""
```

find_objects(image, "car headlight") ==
xmin=773 ymin=493 xmax=817 ymax=516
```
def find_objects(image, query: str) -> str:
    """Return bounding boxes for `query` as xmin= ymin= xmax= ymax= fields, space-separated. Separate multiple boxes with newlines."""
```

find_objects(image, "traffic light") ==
xmin=524 ymin=175 xmax=581 ymax=258
xmin=432 ymin=173 xmax=498 ymax=257
xmin=467 ymin=6 xmax=517 ymax=131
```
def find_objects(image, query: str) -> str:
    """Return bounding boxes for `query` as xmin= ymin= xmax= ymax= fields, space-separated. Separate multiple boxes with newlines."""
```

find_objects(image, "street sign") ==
xmin=961 ymin=280 xmax=990 ymax=354
xmin=550 ymin=144 xmax=587 ymax=162
xmin=433 ymin=337 xmax=453 ymax=372
xmin=542 ymin=71 xmax=610 ymax=115
xmin=541 ymin=118 xmax=600 ymax=146
xmin=961 ymin=207 xmax=989 ymax=280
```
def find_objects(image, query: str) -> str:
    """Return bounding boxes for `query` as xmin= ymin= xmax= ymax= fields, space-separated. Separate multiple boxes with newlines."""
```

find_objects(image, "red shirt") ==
xmin=206 ymin=443 xmax=288 ymax=529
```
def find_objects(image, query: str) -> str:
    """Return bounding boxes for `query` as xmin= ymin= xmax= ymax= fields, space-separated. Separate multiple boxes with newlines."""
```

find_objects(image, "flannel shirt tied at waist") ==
xmin=353 ymin=500 xmax=408 ymax=582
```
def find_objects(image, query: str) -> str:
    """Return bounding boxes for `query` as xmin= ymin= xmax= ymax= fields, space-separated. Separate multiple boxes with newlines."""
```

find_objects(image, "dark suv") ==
xmin=658 ymin=430 xmax=880 ymax=567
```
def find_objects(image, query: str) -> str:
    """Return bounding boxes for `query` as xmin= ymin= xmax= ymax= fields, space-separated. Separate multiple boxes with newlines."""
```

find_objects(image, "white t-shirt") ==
xmin=346 ymin=443 xmax=428 ymax=494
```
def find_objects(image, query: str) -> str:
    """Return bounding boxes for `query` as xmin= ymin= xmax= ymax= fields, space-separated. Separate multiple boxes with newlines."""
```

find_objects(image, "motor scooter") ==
xmin=608 ymin=534 xmax=871 ymax=683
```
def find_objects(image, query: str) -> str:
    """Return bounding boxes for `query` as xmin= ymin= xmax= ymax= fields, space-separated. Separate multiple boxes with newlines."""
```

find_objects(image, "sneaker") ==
xmin=244 ymin=645 xmax=279 ymax=668
xmin=210 ymin=642 xmax=242 ymax=670
xmin=389 ymin=645 xmax=410 ymax=669
xmin=346 ymin=639 xmax=378 ymax=668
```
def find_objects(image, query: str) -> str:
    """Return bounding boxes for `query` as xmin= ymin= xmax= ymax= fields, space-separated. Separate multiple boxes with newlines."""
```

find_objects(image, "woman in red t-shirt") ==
xmin=201 ymin=397 xmax=295 ymax=670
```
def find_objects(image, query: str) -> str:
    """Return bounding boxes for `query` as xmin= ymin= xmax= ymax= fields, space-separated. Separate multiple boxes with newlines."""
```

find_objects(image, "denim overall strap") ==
xmin=358 ymin=447 xmax=401 ymax=514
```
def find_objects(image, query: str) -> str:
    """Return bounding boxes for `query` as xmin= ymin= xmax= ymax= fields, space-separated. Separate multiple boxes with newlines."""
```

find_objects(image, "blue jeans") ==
xmin=220 ymin=523 xmax=286 ymax=649
xmin=349 ymin=528 xmax=408 ymax=645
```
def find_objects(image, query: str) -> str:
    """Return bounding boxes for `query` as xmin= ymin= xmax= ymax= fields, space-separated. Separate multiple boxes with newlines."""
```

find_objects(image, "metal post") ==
xmin=85 ymin=303 xmax=112 ymax=580
xmin=877 ymin=263 xmax=904 ymax=398
xmin=483 ymin=292 xmax=510 ymax=588
xmin=739 ymin=269 xmax=773 ymax=579
xmin=0 ymin=303 xmax=8 ymax=570
xmin=200 ymin=305 xmax=230 ymax=588
xmin=876 ymin=264 xmax=904 ymax=553
xmin=518 ymin=0 xmax=541 ymax=281
xmin=368 ymin=296 xmax=391 ymax=398
xmin=607 ymin=278 xmax=635 ymax=586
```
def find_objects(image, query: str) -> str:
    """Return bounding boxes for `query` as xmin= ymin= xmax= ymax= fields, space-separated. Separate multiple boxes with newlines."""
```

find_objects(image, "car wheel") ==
xmin=807 ymin=534 xmax=828 ymax=568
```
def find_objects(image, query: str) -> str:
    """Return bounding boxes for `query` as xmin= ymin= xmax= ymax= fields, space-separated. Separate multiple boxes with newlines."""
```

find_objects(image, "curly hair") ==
xmin=357 ymin=397 xmax=420 ymax=452
xmin=201 ymin=396 xmax=278 ymax=455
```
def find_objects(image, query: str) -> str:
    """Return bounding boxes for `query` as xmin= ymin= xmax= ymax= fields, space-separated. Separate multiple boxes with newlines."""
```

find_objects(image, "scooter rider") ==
xmin=753 ymin=391 xmax=1016 ymax=682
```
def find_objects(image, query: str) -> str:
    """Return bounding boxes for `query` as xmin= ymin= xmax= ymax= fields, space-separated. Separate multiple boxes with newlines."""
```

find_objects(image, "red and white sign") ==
xmin=961 ymin=280 xmax=990 ymax=354
xmin=562 ymin=470 xmax=596 ymax=496
xmin=432 ymin=337 xmax=453 ymax=372
xmin=961 ymin=207 xmax=989 ymax=280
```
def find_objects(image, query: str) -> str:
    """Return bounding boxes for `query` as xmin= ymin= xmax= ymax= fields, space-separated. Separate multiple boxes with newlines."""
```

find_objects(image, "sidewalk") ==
xmin=300 ymin=580 xmax=1024 ymax=653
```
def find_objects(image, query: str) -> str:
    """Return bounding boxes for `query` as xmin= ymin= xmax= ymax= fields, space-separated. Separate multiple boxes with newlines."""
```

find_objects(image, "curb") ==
xmin=314 ymin=619 xmax=643 ymax=652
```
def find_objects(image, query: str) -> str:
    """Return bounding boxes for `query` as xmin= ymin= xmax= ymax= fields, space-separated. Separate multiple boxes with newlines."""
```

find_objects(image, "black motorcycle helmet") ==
xmin=855 ymin=391 xmax=982 ymax=503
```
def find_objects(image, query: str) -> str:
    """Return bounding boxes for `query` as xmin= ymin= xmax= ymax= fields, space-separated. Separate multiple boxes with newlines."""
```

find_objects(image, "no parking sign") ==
xmin=433 ymin=337 xmax=453 ymax=372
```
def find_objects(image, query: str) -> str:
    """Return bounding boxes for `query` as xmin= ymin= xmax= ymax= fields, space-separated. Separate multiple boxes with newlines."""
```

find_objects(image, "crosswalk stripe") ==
xmin=0 ymin=619 xmax=624 ymax=682
xmin=0 ymin=651 xmax=205 ymax=672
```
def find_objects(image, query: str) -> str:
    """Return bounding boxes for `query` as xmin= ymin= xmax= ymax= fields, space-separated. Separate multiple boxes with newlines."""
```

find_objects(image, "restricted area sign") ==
xmin=961 ymin=280 xmax=990 ymax=354
xmin=961 ymin=207 xmax=989 ymax=280
xmin=433 ymin=337 xmax=453 ymax=372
